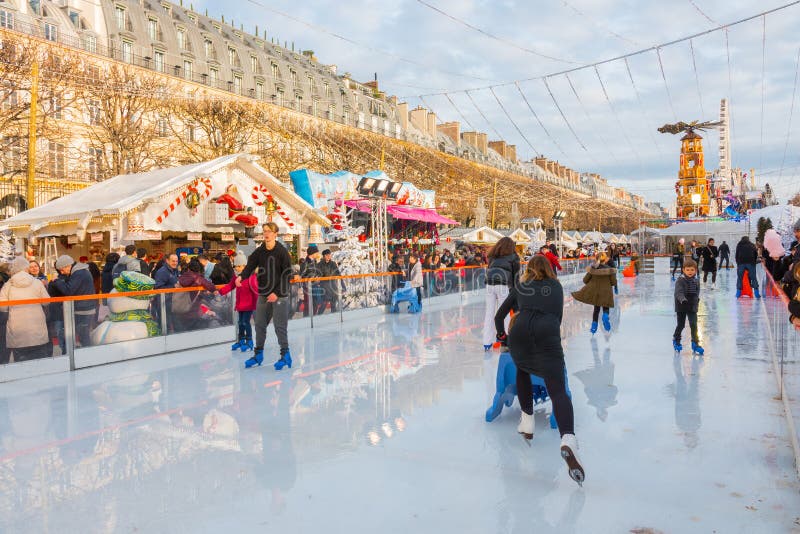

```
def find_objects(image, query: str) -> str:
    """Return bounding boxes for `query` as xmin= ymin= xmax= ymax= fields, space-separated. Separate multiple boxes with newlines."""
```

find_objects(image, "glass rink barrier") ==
xmin=762 ymin=270 xmax=800 ymax=478
xmin=0 ymin=283 xmax=236 ymax=383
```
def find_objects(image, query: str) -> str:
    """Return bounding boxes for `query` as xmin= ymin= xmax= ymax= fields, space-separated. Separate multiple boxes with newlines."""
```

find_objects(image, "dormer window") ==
xmin=176 ymin=28 xmax=186 ymax=50
xmin=115 ymin=5 xmax=127 ymax=31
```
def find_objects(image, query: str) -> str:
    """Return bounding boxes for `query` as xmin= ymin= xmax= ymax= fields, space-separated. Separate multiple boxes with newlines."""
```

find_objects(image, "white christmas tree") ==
xmin=774 ymin=204 xmax=797 ymax=251
xmin=0 ymin=231 xmax=15 ymax=263
xmin=328 ymin=210 xmax=388 ymax=309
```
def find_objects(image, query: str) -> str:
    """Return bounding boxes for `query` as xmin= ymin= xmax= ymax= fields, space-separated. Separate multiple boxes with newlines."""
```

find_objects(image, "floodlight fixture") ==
xmin=356 ymin=177 xmax=377 ymax=196
xmin=386 ymin=181 xmax=403 ymax=200
xmin=553 ymin=210 xmax=566 ymax=220
xmin=373 ymin=179 xmax=390 ymax=196
xmin=690 ymin=193 xmax=702 ymax=205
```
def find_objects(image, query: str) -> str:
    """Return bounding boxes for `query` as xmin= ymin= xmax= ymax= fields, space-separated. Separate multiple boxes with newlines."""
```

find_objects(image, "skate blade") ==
xmin=561 ymin=446 xmax=585 ymax=486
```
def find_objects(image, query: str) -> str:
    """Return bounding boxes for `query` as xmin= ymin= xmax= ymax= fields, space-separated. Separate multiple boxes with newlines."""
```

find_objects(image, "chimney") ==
xmin=437 ymin=122 xmax=461 ymax=146
xmin=409 ymin=107 xmax=428 ymax=135
xmin=507 ymin=145 xmax=517 ymax=163
xmin=488 ymin=140 xmax=507 ymax=159
xmin=426 ymin=111 xmax=436 ymax=137
xmin=477 ymin=132 xmax=488 ymax=155
xmin=397 ymin=102 xmax=409 ymax=130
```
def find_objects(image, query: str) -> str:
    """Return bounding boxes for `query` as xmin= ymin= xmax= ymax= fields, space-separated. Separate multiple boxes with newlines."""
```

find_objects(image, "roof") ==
xmin=2 ymin=154 xmax=330 ymax=232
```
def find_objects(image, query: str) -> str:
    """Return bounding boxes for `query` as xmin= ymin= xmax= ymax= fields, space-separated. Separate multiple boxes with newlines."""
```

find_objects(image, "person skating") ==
xmin=718 ymin=240 xmax=731 ymax=269
xmin=482 ymin=237 xmax=519 ymax=350
xmin=571 ymin=252 xmax=617 ymax=333
xmin=671 ymin=239 xmax=685 ymax=280
xmin=673 ymin=259 xmax=703 ymax=355
xmin=237 ymin=222 xmax=294 ymax=370
xmin=219 ymin=251 xmax=258 ymax=352
xmin=494 ymin=255 xmax=585 ymax=486
xmin=698 ymin=238 xmax=719 ymax=289
xmin=735 ymin=236 xmax=760 ymax=298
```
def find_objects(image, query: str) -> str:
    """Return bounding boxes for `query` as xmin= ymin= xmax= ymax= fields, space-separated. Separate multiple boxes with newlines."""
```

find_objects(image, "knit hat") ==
xmin=233 ymin=250 xmax=247 ymax=267
xmin=8 ymin=256 xmax=30 ymax=276
xmin=793 ymin=218 xmax=800 ymax=232
xmin=307 ymin=244 xmax=319 ymax=255
xmin=55 ymin=254 xmax=74 ymax=270
xmin=322 ymin=249 xmax=332 ymax=256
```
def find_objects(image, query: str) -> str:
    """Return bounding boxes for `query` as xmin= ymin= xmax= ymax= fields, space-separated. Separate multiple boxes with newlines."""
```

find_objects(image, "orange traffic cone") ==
xmin=740 ymin=269 xmax=754 ymax=298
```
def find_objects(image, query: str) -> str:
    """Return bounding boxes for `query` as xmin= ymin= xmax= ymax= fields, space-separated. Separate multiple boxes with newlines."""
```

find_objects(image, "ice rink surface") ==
xmin=0 ymin=269 xmax=798 ymax=533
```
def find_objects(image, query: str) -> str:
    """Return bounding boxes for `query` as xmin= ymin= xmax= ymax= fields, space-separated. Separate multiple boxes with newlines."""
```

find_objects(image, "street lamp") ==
xmin=552 ymin=210 xmax=566 ymax=258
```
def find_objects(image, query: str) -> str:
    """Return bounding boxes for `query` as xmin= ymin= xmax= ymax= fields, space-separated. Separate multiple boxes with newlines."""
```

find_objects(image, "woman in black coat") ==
xmin=698 ymin=238 xmax=719 ymax=287
xmin=494 ymin=255 xmax=584 ymax=486
xmin=101 ymin=253 xmax=120 ymax=293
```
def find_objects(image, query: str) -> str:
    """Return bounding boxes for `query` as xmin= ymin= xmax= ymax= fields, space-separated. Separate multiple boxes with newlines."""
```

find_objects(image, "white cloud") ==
xmin=195 ymin=0 xmax=800 ymax=205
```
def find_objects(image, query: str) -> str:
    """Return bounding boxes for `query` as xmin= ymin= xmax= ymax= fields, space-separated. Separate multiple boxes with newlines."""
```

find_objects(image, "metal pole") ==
xmin=63 ymin=301 xmax=76 ymax=370
xmin=160 ymin=292 xmax=168 ymax=335
xmin=26 ymin=60 xmax=39 ymax=210
xmin=307 ymin=280 xmax=314 ymax=328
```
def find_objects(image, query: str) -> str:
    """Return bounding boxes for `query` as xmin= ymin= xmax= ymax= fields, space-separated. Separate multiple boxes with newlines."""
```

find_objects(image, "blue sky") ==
xmin=193 ymin=0 xmax=800 ymax=206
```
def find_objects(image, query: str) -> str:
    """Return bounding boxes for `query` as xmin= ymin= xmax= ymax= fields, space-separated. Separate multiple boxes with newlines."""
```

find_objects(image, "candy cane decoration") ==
xmin=252 ymin=185 xmax=295 ymax=229
xmin=156 ymin=177 xmax=212 ymax=224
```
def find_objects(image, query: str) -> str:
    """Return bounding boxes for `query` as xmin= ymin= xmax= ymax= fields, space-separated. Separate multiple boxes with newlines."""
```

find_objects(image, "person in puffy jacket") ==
xmin=0 ymin=256 xmax=51 ymax=362
xmin=111 ymin=245 xmax=142 ymax=280
xmin=735 ymin=236 xmax=760 ymax=298
xmin=538 ymin=245 xmax=563 ymax=275
xmin=571 ymin=252 xmax=617 ymax=334
xmin=49 ymin=255 xmax=97 ymax=347
xmin=219 ymin=251 xmax=258 ymax=351
xmin=482 ymin=237 xmax=519 ymax=350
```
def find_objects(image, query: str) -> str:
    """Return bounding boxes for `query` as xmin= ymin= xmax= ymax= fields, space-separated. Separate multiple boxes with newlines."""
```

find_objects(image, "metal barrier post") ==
xmin=307 ymin=281 xmax=314 ymax=328
xmin=63 ymin=300 xmax=76 ymax=371
xmin=338 ymin=279 xmax=344 ymax=323
xmin=160 ymin=293 xmax=168 ymax=335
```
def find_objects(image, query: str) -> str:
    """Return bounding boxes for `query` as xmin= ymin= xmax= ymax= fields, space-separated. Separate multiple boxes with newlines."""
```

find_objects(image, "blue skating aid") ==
xmin=485 ymin=352 xmax=571 ymax=429
xmin=390 ymin=282 xmax=420 ymax=313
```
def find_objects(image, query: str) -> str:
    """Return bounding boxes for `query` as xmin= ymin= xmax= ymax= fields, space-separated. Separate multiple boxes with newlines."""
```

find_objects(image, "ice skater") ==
xmin=494 ymin=255 xmax=585 ymax=486
xmin=671 ymin=238 xmax=685 ymax=280
xmin=673 ymin=259 xmax=703 ymax=355
xmin=236 ymin=222 xmax=294 ymax=370
xmin=482 ymin=237 xmax=519 ymax=350
xmin=698 ymin=238 xmax=718 ymax=289
xmin=219 ymin=251 xmax=257 ymax=352
xmin=571 ymin=252 xmax=617 ymax=333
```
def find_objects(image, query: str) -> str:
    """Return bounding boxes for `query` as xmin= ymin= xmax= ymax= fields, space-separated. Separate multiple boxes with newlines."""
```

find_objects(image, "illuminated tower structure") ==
xmin=658 ymin=120 xmax=722 ymax=218
xmin=676 ymin=130 xmax=709 ymax=217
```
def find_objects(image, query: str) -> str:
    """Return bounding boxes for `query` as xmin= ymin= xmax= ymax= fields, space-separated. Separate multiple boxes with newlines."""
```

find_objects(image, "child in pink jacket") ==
xmin=219 ymin=251 xmax=258 ymax=352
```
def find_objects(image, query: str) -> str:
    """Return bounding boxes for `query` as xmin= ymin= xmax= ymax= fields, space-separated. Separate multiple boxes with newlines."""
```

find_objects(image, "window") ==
xmin=204 ymin=39 xmax=214 ymax=58
xmin=44 ymin=23 xmax=57 ymax=42
xmin=312 ymin=99 xmax=317 ymax=116
xmin=176 ymin=29 xmax=186 ymax=50
xmin=209 ymin=67 xmax=218 ymax=84
xmin=48 ymin=141 xmax=66 ymax=180
xmin=187 ymin=14 xmax=197 ymax=25
xmin=87 ymin=99 xmax=101 ymax=125
xmin=324 ymin=82 xmax=330 ymax=99
xmin=0 ymin=10 xmax=13 ymax=29
xmin=50 ymin=96 xmax=62 ymax=120
xmin=154 ymin=50 xmax=164 ymax=72
xmin=290 ymin=70 xmax=297 ymax=85
xmin=157 ymin=117 xmax=169 ymax=137
xmin=1 ymin=90 xmax=17 ymax=111
xmin=121 ymin=40 xmax=133 ymax=63
xmin=148 ymin=19 xmax=160 ymax=40
xmin=233 ymin=75 xmax=242 ymax=94
xmin=85 ymin=64 xmax=100 ymax=82
xmin=228 ymin=47 xmax=239 ymax=67
xmin=255 ymin=82 xmax=264 ymax=100
xmin=115 ymin=5 xmax=126 ymax=31
xmin=185 ymin=122 xmax=196 ymax=143
xmin=250 ymin=55 xmax=260 ymax=73
xmin=276 ymin=88 xmax=284 ymax=106
xmin=83 ymin=34 xmax=96 ymax=53
xmin=183 ymin=60 xmax=193 ymax=80
xmin=68 ymin=11 xmax=79 ymax=28
xmin=328 ymin=104 xmax=335 ymax=118
xmin=295 ymin=94 xmax=302 ymax=111
xmin=87 ymin=147 xmax=103 ymax=181
xmin=271 ymin=63 xmax=279 ymax=79
xmin=307 ymin=75 xmax=314 ymax=94
xmin=2 ymin=137 xmax=24 ymax=175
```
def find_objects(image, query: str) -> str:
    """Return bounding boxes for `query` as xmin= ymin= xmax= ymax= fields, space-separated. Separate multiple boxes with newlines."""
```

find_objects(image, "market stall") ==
xmin=2 ymin=154 xmax=330 ymax=270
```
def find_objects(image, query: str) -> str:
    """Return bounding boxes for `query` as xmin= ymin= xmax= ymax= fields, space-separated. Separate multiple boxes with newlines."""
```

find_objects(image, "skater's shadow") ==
xmin=666 ymin=355 xmax=702 ymax=449
xmin=573 ymin=338 xmax=618 ymax=421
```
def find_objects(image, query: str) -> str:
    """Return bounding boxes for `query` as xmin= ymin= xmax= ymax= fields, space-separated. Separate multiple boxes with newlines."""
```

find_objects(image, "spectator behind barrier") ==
xmin=101 ymin=253 xmax=120 ymax=293
xmin=0 ymin=256 xmax=51 ymax=363
xmin=111 ymin=245 xmax=141 ymax=279
xmin=49 ymin=255 xmax=97 ymax=348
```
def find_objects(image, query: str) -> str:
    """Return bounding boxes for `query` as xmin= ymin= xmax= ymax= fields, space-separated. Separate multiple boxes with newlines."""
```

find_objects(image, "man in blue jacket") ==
xmin=153 ymin=253 xmax=180 ymax=289
xmin=50 ymin=254 xmax=97 ymax=347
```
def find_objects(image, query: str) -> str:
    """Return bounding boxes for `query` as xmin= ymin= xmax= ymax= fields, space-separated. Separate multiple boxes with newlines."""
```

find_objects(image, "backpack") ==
xmin=171 ymin=283 xmax=198 ymax=314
